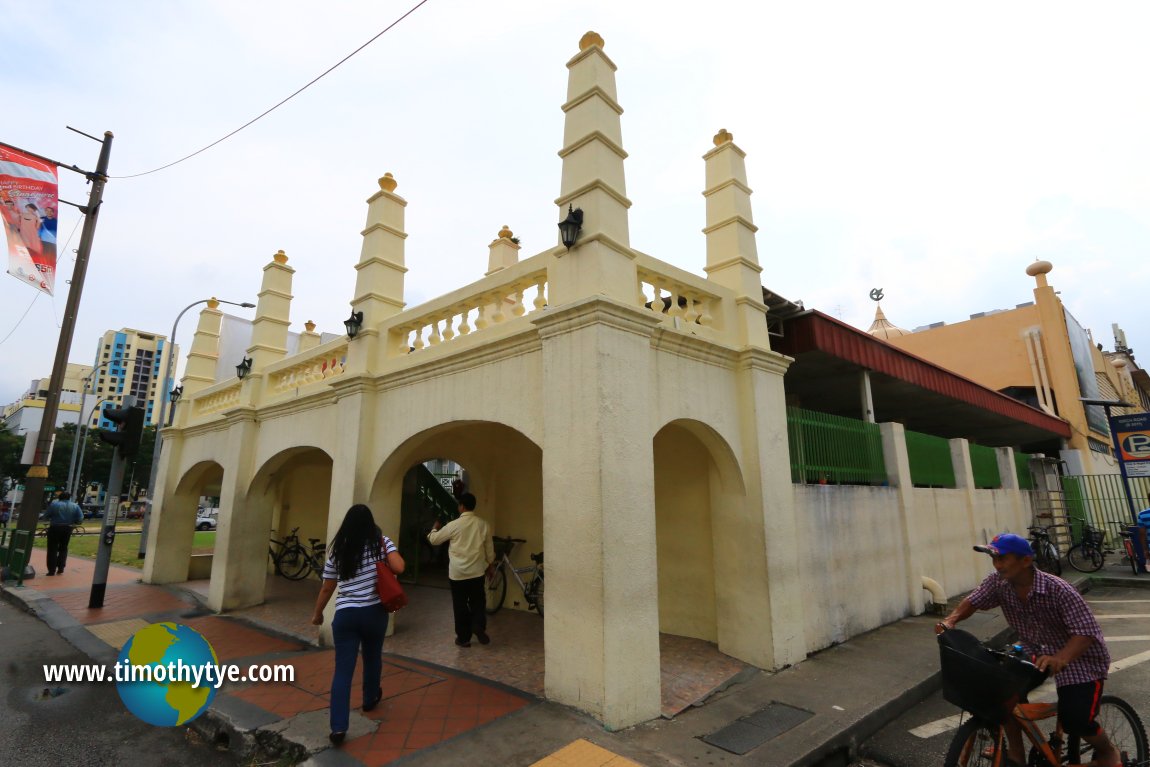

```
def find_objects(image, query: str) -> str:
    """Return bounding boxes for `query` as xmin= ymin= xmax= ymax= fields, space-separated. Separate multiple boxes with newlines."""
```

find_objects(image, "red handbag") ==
xmin=376 ymin=542 xmax=407 ymax=613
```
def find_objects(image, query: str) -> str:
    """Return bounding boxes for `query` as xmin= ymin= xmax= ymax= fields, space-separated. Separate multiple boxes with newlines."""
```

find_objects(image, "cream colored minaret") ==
xmin=180 ymin=298 xmax=224 ymax=397
xmin=703 ymin=129 xmax=770 ymax=348
xmin=352 ymin=172 xmax=408 ymax=330
xmin=245 ymin=250 xmax=294 ymax=372
xmin=486 ymin=225 xmax=521 ymax=275
xmin=550 ymin=32 xmax=636 ymax=305
xmin=298 ymin=320 xmax=321 ymax=353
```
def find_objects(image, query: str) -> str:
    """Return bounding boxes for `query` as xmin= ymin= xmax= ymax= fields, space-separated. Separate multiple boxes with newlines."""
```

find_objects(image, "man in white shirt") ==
xmin=428 ymin=493 xmax=496 ymax=647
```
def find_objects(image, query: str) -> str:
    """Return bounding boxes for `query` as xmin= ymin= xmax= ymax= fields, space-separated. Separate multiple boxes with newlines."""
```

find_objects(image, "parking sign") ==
xmin=1110 ymin=412 xmax=1150 ymax=478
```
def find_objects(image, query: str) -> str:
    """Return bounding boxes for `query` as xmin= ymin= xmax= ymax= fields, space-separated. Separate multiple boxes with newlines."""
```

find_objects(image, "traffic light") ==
xmin=99 ymin=404 xmax=145 ymax=457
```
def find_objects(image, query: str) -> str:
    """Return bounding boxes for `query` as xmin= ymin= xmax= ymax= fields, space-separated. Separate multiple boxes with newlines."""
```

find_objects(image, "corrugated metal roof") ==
xmin=776 ymin=310 xmax=1071 ymax=439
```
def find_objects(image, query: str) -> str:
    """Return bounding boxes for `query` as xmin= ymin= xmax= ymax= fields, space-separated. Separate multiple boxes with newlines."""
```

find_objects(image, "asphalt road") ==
xmin=859 ymin=584 xmax=1150 ymax=766
xmin=0 ymin=599 xmax=236 ymax=767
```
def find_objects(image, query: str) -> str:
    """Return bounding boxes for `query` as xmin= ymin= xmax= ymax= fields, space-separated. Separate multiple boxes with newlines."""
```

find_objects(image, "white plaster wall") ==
xmin=795 ymin=485 xmax=908 ymax=649
xmin=795 ymin=484 xmax=1035 ymax=653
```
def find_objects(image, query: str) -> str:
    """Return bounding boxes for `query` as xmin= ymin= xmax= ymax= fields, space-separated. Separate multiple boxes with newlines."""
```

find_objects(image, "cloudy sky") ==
xmin=1 ymin=1 xmax=1147 ymax=406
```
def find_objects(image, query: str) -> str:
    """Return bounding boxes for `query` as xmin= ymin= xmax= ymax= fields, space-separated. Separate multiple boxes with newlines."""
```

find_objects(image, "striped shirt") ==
xmin=322 ymin=536 xmax=398 ymax=611
xmin=968 ymin=566 xmax=1110 ymax=687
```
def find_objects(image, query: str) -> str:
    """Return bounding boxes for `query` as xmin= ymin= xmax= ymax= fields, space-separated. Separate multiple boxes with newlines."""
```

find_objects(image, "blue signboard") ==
xmin=1110 ymin=412 xmax=1150 ymax=479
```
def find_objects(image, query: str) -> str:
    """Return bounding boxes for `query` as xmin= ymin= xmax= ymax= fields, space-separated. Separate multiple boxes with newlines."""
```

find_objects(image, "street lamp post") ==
xmin=139 ymin=297 xmax=254 ymax=558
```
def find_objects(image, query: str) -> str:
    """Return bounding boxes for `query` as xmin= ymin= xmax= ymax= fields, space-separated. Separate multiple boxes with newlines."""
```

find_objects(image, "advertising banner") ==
xmin=1111 ymin=412 xmax=1150 ymax=479
xmin=0 ymin=145 xmax=59 ymax=295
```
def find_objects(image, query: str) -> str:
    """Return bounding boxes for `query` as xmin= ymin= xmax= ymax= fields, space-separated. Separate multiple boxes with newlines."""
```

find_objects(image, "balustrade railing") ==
xmin=389 ymin=267 xmax=548 ymax=356
xmin=192 ymin=381 xmax=242 ymax=418
xmin=267 ymin=340 xmax=349 ymax=395
xmin=636 ymin=266 xmax=722 ymax=333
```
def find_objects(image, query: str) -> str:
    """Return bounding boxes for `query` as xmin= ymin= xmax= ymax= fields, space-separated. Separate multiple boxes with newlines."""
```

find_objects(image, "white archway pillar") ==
xmin=535 ymin=296 xmax=663 ymax=730
xmin=207 ymin=411 xmax=265 ymax=612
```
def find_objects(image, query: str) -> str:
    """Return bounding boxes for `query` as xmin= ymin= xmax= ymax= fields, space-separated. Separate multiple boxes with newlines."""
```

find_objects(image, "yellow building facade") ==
xmin=886 ymin=261 xmax=1147 ymax=475
xmin=143 ymin=33 xmax=1040 ymax=728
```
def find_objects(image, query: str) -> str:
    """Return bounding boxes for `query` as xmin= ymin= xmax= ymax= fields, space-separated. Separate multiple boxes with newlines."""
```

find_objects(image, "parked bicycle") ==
xmin=1027 ymin=525 xmax=1062 ymax=576
xmin=1066 ymin=519 xmax=1108 ymax=573
xmin=939 ymin=627 xmax=1148 ymax=766
xmin=277 ymin=535 xmax=327 ymax=581
xmin=1119 ymin=530 xmax=1145 ymax=576
xmin=485 ymin=536 xmax=544 ymax=618
xmin=35 ymin=523 xmax=86 ymax=538
xmin=268 ymin=527 xmax=301 ymax=577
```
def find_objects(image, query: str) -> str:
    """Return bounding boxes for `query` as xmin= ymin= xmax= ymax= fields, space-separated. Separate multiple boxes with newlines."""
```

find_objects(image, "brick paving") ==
xmin=9 ymin=546 xmax=753 ymax=765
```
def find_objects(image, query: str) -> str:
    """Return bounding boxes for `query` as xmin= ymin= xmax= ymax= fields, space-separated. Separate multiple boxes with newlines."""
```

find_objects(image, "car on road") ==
xmin=195 ymin=508 xmax=218 ymax=531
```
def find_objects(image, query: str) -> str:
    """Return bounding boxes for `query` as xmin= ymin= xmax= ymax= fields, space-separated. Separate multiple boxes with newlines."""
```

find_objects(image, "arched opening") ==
xmin=369 ymin=421 xmax=544 ymax=695
xmin=184 ymin=462 xmax=224 ymax=580
xmin=652 ymin=419 xmax=752 ymax=715
xmin=193 ymin=447 xmax=333 ymax=614
xmin=398 ymin=457 xmax=469 ymax=587
xmin=145 ymin=459 xmax=224 ymax=584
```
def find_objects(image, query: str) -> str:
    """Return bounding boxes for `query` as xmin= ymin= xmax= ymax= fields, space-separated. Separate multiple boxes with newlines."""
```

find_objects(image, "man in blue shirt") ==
xmin=44 ymin=492 xmax=83 ymax=576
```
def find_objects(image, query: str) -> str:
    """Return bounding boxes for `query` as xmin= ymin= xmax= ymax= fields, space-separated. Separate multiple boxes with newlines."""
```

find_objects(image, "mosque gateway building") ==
xmin=144 ymin=33 xmax=1055 ymax=728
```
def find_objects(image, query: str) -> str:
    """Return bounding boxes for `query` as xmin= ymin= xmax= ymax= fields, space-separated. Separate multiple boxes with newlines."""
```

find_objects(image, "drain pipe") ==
xmin=922 ymin=576 xmax=947 ymax=615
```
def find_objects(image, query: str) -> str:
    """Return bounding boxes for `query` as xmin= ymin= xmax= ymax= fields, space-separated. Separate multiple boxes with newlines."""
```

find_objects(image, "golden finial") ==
xmin=273 ymin=249 xmax=288 ymax=264
xmin=713 ymin=128 xmax=734 ymax=146
xmin=207 ymin=297 xmax=220 ymax=310
xmin=498 ymin=225 xmax=514 ymax=240
xmin=305 ymin=320 xmax=316 ymax=333
xmin=579 ymin=31 xmax=604 ymax=51
xmin=379 ymin=172 xmax=398 ymax=192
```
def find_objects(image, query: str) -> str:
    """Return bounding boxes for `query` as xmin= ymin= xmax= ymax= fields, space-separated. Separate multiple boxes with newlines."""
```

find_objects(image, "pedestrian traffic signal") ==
xmin=98 ymin=404 xmax=145 ymax=457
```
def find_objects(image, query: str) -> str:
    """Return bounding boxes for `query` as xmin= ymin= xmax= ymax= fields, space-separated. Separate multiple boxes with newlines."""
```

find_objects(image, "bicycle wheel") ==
xmin=278 ymin=545 xmax=312 ymax=581
xmin=528 ymin=570 xmax=544 ymax=618
xmin=485 ymin=567 xmax=507 ymax=614
xmin=1067 ymin=543 xmax=1104 ymax=573
xmin=1037 ymin=541 xmax=1062 ymax=576
xmin=944 ymin=717 xmax=1003 ymax=766
xmin=1125 ymin=539 xmax=1140 ymax=576
xmin=1069 ymin=695 xmax=1149 ymax=766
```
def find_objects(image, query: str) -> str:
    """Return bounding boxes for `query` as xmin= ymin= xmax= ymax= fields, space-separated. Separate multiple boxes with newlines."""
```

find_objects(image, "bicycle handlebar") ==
xmin=493 ymin=536 xmax=527 ymax=544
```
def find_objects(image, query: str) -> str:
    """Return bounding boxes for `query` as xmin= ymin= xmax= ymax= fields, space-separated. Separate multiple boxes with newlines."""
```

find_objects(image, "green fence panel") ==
xmin=1014 ymin=452 xmax=1034 ymax=490
xmin=1060 ymin=473 xmax=1150 ymax=543
xmin=905 ymin=429 xmax=957 ymax=488
xmin=786 ymin=407 xmax=887 ymax=485
xmin=969 ymin=444 xmax=1002 ymax=489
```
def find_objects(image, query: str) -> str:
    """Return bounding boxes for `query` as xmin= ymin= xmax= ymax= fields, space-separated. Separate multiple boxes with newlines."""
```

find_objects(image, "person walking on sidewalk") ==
xmin=44 ymin=492 xmax=83 ymax=576
xmin=428 ymin=493 xmax=495 ymax=647
xmin=935 ymin=532 xmax=1119 ymax=767
xmin=311 ymin=504 xmax=405 ymax=745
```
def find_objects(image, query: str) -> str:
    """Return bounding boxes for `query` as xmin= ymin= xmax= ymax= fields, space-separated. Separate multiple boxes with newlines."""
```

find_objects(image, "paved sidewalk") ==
xmin=4 ymin=547 xmax=1148 ymax=767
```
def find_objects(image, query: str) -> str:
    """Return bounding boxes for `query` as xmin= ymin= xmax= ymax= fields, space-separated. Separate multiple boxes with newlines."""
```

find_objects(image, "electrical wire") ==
xmin=48 ymin=216 xmax=84 ymax=328
xmin=113 ymin=0 xmax=432 ymax=179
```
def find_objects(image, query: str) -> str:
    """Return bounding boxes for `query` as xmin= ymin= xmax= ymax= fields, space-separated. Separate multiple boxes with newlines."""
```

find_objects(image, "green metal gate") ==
xmin=1061 ymin=474 xmax=1150 ymax=543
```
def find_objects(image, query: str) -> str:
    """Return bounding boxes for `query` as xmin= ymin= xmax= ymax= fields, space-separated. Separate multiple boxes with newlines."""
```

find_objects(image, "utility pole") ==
xmin=11 ymin=130 xmax=113 ymax=543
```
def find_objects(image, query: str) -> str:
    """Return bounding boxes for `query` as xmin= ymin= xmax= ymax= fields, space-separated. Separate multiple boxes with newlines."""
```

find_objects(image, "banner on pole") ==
xmin=0 ymin=145 xmax=59 ymax=295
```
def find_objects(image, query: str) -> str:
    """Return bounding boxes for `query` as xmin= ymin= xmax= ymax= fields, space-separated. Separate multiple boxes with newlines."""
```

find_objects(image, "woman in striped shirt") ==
xmin=311 ymin=504 xmax=405 ymax=745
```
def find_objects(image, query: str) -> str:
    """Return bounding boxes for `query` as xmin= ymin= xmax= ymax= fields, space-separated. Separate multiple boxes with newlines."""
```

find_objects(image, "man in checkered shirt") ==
xmin=936 ymin=533 xmax=1119 ymax=767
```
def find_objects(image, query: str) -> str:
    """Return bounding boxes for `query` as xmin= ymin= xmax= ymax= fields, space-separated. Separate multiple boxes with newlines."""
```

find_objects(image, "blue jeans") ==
xmin=330 ymin=604 xmax=388 ymax=733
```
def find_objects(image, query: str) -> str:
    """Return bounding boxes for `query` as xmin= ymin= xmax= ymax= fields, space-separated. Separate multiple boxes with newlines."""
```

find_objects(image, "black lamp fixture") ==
xmin=236 ymin=356 xmax=253 ymax=379
xmin=558 ymin=204 xmax=584 ymax=250
xmin=169 ymin=386 xmax=183 ymax=403
xmin=344 ymin=310 xmax=364 ymax=339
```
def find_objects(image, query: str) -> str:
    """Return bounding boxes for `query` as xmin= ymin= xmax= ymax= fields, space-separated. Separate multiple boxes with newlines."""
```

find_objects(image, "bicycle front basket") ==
xmin=493 ymin=538 xmax=514 ymax=559
xmin=938 ymin=629 xmax=1046 ymax=723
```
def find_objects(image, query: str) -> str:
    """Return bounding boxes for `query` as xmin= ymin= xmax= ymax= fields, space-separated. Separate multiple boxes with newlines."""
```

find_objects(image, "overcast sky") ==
xmin=1 ymin=1 xmax=1147 ymax=406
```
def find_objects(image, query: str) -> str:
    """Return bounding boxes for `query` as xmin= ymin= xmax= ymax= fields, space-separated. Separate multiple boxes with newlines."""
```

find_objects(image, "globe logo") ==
xmin=116 ymin=622 xmax=219 ymax=726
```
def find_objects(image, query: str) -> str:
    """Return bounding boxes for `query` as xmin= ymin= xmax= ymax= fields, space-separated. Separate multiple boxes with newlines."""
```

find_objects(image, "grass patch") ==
xmin=31 ymin=529 xmax=216 ymax=569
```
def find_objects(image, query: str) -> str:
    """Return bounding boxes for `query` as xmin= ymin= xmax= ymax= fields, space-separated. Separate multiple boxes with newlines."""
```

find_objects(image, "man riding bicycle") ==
xmin=935 ymin=533 xmax=1120 ymax=767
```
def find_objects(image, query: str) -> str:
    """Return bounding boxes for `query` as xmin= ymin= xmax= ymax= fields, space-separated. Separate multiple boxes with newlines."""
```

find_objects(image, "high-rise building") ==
xmin=88 ymin=329 xmax=178 ymax=428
